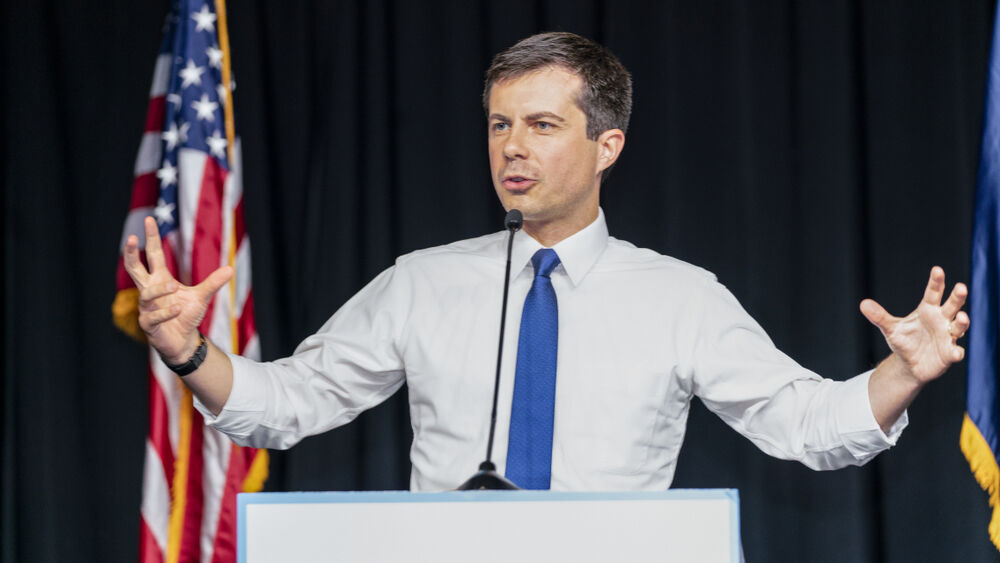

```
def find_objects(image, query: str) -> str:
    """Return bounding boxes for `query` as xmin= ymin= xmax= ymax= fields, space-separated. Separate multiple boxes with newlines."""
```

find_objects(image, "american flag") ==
xmin=112 ymin=1 xmax=268 ymax=562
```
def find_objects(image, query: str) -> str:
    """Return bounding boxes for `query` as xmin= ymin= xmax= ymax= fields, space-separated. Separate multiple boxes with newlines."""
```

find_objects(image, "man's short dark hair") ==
xmin=484 ymin=32 xmax=633 ymax=140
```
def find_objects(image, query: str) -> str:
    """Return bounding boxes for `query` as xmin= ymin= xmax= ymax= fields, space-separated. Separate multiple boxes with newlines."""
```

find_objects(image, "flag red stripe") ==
xmin=140 ymin=515 xmax=165 ymax=563
xmin=209 ymin=444 xmax=247 ymax=563
xmin=233 ymin=199 xmax=245 ymax=244
xmin=192 ymin=157 xmax=226 ymax=334
xmin=145 ymin=96 xmax=167 ymax=133
xmin=238 ymin=294 xmax=255 ymax=354
xmin=147 ymin=367 xmax=175 ymax=485
xmin=131 ymin=173 xmax=160 ymax=209
xmin=191 ymin=157 xmax=225 ymax=285
xmin=179 ymin=413 xmax=207 ymax=563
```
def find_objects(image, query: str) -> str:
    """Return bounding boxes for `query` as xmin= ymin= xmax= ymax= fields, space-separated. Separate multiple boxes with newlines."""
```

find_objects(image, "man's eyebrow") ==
xmin=487 ymin=112 xmax=567 ymax=123
xmin=525 ymin=111 xmax=566 ymax=123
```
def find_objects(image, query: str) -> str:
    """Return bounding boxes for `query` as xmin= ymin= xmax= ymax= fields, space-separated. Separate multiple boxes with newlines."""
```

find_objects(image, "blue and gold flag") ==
xmin=963 ymin=0 xmax=1000 ymax=552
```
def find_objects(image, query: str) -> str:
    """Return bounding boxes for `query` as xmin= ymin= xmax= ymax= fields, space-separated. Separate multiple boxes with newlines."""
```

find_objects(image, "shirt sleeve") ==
xmin=194 ymin=265 xmax=409 ymax=450
xmin=689 ymin=278 xmax=906 ymax=470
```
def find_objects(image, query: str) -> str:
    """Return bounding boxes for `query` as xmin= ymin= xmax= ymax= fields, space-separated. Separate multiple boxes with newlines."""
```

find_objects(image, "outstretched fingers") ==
xmin=951 ymin=311 xmax=971 ymax=339
xmin=921 ymin=266 xmax=946 ymax=305
xmin=123 ymin=233 xmax=150 ymax=287
xmin=944 ymin=310 xmax=969 ymax=363
xmin=860 ymin=298 xmax=896 ymax=335
xmin=941 ymin=282 xmax=968 ymax=319
xmin=953 ymin=345 xmax=966 ymax=362
xmin=138 ymin=303 xmax=181 ymax=333
xmin=143 ymin=216 xmax=169 ymax=273
xmin=195 ymin=265 xmax=234 ymax=303
xmin=139 ymin=281 xmax=179 ymax=310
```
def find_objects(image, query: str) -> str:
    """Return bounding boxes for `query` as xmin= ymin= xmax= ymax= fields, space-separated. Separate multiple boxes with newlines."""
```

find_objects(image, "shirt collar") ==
xmin=509 ymin=208 xmax=609 ymax=287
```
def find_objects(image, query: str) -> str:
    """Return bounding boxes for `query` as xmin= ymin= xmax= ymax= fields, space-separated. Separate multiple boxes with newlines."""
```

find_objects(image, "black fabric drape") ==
xmin=3 ymin=1 xmax=997 ymax=561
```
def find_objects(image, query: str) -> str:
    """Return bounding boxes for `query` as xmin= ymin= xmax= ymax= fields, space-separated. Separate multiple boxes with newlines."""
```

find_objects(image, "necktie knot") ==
xmin=532 ymin=248 xmax=561 ymax=279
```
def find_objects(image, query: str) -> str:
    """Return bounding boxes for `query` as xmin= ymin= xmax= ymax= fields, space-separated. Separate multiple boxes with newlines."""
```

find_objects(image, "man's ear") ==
xmin=595 ymin=128 xmax=625 ymax=174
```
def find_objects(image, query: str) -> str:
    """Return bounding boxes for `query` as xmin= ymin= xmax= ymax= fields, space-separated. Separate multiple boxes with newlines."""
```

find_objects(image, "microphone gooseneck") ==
xmin=455 ymin=209 xmax=523 ymax=490
xmin=484 ymin=209 xmax=522 ymax=466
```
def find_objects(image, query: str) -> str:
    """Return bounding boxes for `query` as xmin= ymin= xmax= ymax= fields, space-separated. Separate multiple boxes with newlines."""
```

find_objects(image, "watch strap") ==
xmin=162 ymin=333 xmax=208 ymax=376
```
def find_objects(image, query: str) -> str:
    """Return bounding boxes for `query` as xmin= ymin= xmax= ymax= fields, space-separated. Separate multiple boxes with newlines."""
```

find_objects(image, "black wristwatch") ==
xmin=162 ymin=333 xmax=208 ymax=376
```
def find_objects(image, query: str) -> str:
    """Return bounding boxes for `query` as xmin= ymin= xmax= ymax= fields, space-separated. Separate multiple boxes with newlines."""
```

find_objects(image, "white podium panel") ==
xmin=239 ymin=489 xmax=739 ymax=563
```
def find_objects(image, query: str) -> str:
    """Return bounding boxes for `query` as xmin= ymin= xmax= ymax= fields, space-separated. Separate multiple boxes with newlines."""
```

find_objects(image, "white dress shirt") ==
xmin=198 ymin=209 xmax=905 ymax=491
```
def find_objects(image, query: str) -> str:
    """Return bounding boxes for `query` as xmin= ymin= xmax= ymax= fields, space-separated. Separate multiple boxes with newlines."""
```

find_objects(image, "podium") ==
xmin=238 ymin=489 xmax=740 ymax=562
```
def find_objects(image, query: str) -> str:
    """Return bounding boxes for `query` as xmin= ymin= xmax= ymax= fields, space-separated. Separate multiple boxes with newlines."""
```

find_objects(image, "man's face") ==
xmin=488 ymin=67 xmax=605 ymax=238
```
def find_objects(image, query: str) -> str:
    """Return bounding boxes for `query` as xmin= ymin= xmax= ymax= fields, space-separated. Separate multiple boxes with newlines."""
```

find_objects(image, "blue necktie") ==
xmin=506 ymin=248 xmax=561 ymax=490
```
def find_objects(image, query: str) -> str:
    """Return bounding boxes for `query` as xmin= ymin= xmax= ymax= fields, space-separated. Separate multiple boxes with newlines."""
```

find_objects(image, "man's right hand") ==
xmin=123 ymin=216 xmax=233 ymax=364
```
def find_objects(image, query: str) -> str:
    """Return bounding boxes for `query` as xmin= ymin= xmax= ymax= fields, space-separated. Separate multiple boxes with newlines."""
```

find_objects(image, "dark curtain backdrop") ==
xmin=3 ymin=0 xmax=997 ymax=561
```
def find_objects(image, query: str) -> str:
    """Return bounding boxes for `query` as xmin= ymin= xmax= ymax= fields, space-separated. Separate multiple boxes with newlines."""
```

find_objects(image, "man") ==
xmin=124 ymin=32 xmax=969 ymax=491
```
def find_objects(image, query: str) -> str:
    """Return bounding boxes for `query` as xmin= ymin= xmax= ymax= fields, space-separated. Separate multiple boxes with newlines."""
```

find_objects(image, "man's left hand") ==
xmin=862 ymin=266 xmax=968 ymax=431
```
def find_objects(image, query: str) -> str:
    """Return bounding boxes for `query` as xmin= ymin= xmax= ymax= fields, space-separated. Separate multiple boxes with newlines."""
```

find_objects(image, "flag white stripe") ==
xmin=149 ymin=54 xmax=172 ymax=97
xmin=140 ymin=438 xmax=171 ymax=554
xmin=226 ymin=138 xmax=243 ymax=205
xmin=243 ymin=333 xmax=261 ymax=362
xmin=199 ymin=427 xmax=231 ymax=563
xmin=150 ymin=351 xmax=183 ymax=453
xmin=134 ymin=132 xmax=164 ymax=176
xmin=229 ymin=141 xmax=252 ymax=318
xmin=177 ymin=148 xmax=206 ymax=284
xmin=235 ymin=239 xmax=252 ymax=314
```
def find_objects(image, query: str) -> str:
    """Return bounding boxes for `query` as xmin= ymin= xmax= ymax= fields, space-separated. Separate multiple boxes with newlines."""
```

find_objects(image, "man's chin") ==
xmin=502 ymin=203 xmax=544 ymax=221
xmin=497 ymin=193 xmax=539 ymax=215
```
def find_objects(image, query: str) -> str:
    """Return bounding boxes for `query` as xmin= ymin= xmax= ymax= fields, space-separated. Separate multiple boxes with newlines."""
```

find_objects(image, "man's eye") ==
xmin=493 ymin=122 xmax=509 ymax=132
xmin=536 ymin=122 xmax=552 ymax=130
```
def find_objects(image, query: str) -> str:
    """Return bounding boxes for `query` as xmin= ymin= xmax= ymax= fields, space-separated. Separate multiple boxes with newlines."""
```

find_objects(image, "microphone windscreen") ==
xmin=504 ymin=209 xmax=523 ymax=231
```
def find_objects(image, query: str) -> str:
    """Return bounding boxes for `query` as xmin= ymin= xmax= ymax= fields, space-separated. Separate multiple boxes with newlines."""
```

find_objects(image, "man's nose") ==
xmin=503 ymin=126 xmax=529 ymax=160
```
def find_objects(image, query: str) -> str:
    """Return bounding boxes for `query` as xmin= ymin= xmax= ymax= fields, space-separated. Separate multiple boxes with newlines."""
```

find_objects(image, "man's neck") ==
xmin=522 ymin=209 xmax=599 ymax=247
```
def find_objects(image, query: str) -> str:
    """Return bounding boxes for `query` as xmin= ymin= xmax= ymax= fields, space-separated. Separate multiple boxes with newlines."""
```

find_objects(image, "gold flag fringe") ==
xmin=243 ymin=450 xmax=269 ymax=493
xmin=961 ymin=413 xmax=1000 ymax=551
xmin=112 ymin=288 xmax=147 ymax=343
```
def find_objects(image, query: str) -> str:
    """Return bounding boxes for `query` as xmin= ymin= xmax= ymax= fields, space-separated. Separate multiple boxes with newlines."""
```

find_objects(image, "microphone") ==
xmin=456 ymin=209 xmax=523 ymax=490
xmin=505 ymin=208 xmax=523 ymax=231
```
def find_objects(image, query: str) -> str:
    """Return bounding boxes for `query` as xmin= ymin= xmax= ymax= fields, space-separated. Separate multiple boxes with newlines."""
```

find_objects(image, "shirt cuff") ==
xmin=835 ymin=369 xmax=908 ymax=462
xmin=193 ymin=353 xmax=267 ymax=441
